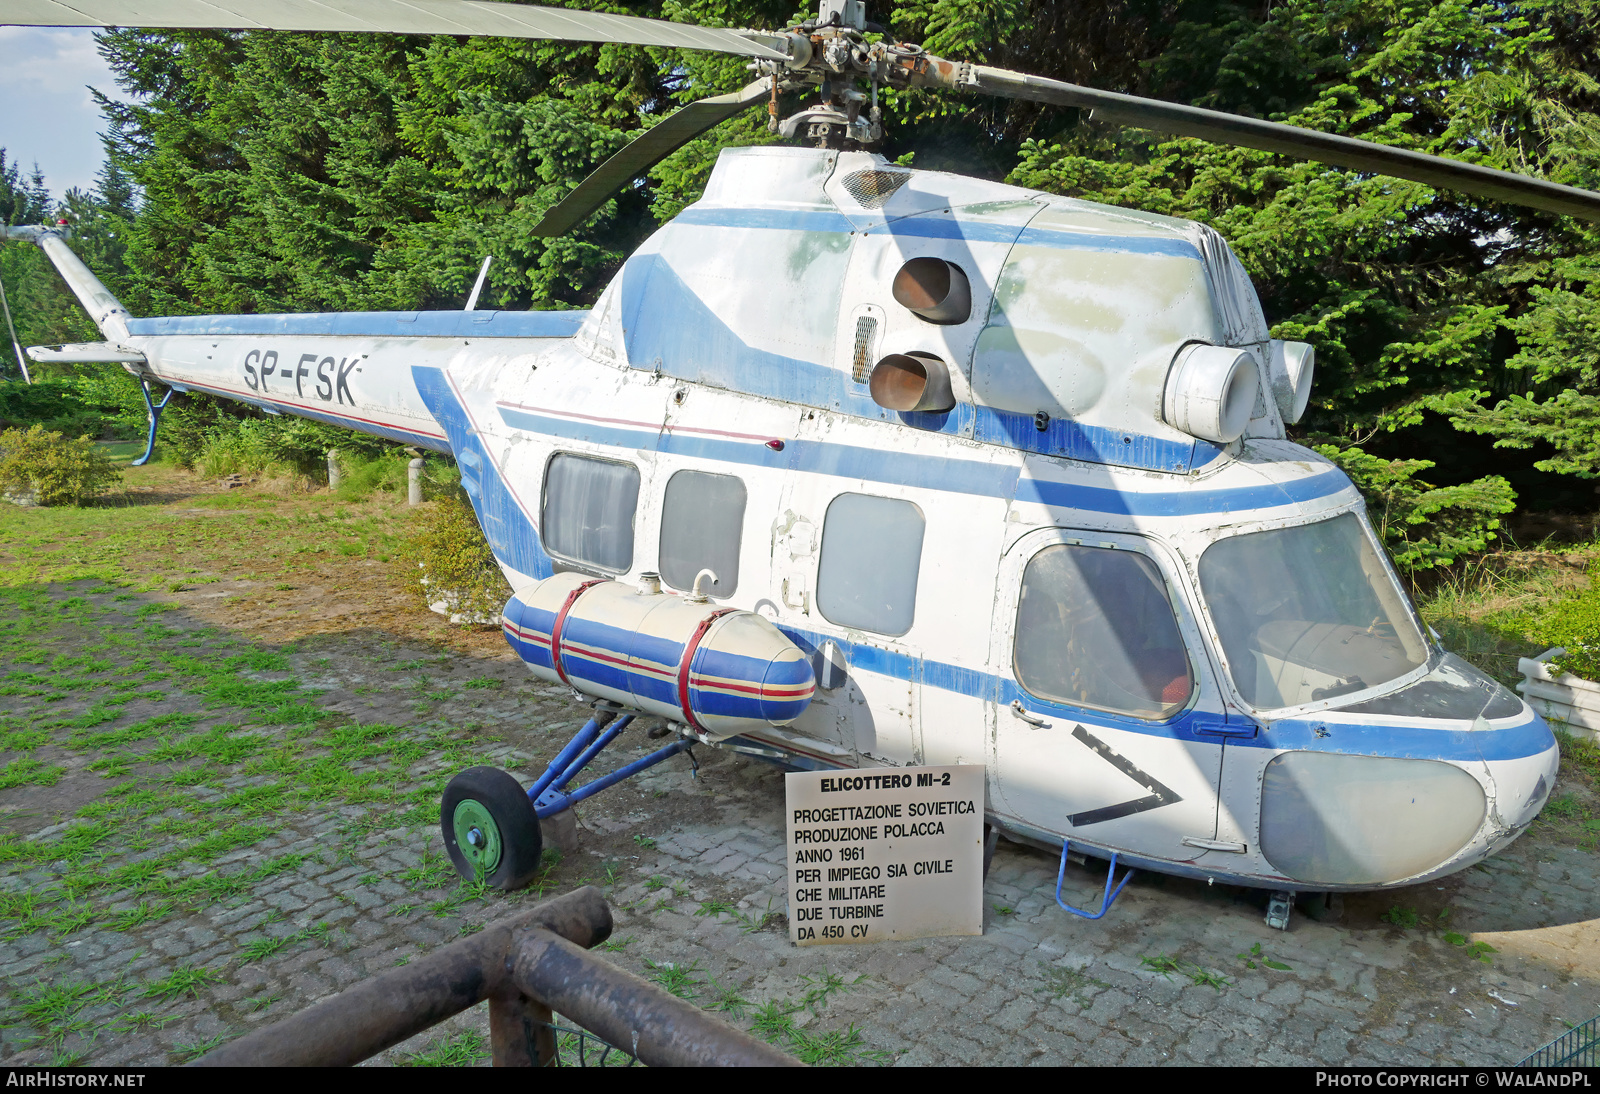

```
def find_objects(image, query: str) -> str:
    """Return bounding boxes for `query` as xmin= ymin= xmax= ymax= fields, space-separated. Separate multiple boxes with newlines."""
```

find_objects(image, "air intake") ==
xmin=840 ymin=169 xmax=910 ymax=208
xmin=1162 ymin=344 xmax=1259 ymax=444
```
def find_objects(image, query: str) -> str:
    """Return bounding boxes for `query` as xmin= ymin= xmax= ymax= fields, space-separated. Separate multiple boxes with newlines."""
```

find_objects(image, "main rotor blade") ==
xmin=1 ymin=0 xmax=790 ymax=59
xmin=530 ymin=77 xmax=771 ymax=237
xmin=916 ymin=61 xmax=1600 ymax=222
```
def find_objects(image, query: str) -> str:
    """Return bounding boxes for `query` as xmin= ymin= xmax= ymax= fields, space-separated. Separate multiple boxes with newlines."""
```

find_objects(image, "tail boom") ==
xmin=1 ymin=224 xmax=585 ymax=452
xmin=123 ymin=310 xmax=583 ymax=453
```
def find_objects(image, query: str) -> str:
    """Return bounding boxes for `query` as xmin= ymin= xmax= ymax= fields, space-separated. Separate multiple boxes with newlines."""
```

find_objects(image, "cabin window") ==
xmin=817 ymin=493 xmax=925 ymax=636
xmin=659 ymin=470 xmax=746 ymax=597
xmin=542 ymin=453 xmax=640 ymax=573
xmin=1014 ymin=544 xmax=1192 ymax=720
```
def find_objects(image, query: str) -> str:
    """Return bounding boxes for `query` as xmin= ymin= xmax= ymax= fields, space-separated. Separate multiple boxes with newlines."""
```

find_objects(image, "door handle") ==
xmin=1010 ymin=700 xmax=1051 ymax=729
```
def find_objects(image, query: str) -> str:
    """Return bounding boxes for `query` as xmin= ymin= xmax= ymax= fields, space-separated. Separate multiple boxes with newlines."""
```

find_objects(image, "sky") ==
xmin=0 ymin=26 xmax=137 ymax=201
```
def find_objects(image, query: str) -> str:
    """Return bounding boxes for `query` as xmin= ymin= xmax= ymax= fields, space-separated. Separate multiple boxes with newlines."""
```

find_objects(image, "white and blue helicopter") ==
xmin=7 ymin=0 xmax=1598 ymax=930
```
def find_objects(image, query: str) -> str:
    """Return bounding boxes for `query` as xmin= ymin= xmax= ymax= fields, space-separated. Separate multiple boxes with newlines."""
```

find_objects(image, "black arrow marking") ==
xmin=1066 ymin=724 xmax=1183 ymax=827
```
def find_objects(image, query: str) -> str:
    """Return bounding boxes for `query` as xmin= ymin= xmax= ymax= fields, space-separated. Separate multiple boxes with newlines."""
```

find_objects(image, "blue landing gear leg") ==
xmin=1053 ymin=840 xmax=1136 ymax=921
xmin=132 ymin=378 xmax=174 ymax=467
xmin=439 ymin=709 xmax=693 ymax=889
xmin=526 ymin=709 xmax=692 ymax=818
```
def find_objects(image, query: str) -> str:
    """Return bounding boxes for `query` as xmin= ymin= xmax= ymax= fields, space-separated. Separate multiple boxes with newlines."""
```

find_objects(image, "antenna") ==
xmin=0 ymin=267 xmax=28 ymax=384
xmin=465 ymin=255 xmax=493 ymax=312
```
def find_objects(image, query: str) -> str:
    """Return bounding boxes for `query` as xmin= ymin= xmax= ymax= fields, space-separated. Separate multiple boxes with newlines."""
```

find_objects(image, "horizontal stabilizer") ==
xmin=28 ymin=342 xmax=147 ymax=364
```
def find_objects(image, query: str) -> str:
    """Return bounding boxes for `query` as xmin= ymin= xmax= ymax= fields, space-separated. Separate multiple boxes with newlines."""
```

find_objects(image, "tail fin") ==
xmin=0 ymin=225 xmax=133 ymax=343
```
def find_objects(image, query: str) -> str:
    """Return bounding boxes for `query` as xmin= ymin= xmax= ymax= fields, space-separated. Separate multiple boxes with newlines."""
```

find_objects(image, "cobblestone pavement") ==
xmin=2 ymin=586 xmax=1598 ymax=1067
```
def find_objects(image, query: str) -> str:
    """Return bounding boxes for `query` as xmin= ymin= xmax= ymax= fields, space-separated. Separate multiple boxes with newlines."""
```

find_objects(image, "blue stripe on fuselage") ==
xmin=675 ymin=207 xmax=1203 ymax=259
xmin=495 ymin=405 xmax=1352 ymax=516
xmin=776 ymin=624 xmax=1555 ymax=762
xmin=412 ymin=366 xmax=554 ymax=581
xmin=127 ymin=310 xmax=589 ymax=340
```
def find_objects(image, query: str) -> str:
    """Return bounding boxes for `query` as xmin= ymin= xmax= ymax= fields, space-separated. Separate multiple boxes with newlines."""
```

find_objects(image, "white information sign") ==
xmin=785 ymin=765 xmax=984 ymax=946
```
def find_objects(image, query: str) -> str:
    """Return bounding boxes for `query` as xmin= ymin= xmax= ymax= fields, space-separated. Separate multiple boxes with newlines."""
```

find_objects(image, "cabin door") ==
xmin=770 ymin=438 xmax=924 ymax=767
xmin=986 ymin=527 xmax=1227 ymax=862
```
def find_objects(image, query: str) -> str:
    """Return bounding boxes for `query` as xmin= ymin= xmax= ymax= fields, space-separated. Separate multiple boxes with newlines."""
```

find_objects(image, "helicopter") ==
xmin=5 ymin=0 xmax=1595 ymax=932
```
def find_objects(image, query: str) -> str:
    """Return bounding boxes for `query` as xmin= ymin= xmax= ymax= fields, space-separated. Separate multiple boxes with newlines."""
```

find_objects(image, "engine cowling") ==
xmin=501 ymin=572 xmax=816 ymax=740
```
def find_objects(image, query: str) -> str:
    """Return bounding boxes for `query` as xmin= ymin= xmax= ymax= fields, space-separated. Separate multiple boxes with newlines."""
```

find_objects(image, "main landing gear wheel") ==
xmin=441 ymin=766 xmax=544 ymax=891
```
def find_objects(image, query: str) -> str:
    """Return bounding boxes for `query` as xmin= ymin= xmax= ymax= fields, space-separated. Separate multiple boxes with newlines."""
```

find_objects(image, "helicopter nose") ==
xmin=1488 ymin=733 xmax=1560 ymax=835
xmin=1259 ymin=752 xmax=1488 ymax=886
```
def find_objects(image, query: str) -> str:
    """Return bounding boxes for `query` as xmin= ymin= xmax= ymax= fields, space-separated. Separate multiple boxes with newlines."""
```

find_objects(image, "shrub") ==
xmin=0 ymin=425 xmax=122 ymax=506
xmin=195 ymin=422 xmax=276 ymax=478
xmin=164 ymin=401 xmax=411 ymax=489
xmin=1314 ymin=444 xmax=1516 ymax=575
xmin=402 ymin=491 xmax=509 ymax=625
xmin=1531 ymin=562 xmax=1600 ymax=680
xmin=0 ymin=373 xmax=146 ymax=440
xmin=158 ymin=394 xmax=240 ymax=469
xmin=332 ymin=451 xmax=411 ymax=500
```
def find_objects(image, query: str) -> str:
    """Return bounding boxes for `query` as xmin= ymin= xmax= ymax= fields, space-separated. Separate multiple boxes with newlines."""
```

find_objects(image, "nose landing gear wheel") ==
xmin=441 ymin=766 xmax=544 ymax=890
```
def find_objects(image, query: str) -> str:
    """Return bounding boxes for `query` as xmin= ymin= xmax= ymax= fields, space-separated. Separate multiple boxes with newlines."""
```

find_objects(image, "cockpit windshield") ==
xmin=1199 ymin=512 xmax=1429 ymax=711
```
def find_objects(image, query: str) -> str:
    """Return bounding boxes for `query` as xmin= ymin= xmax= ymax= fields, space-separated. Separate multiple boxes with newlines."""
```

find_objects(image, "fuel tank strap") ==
xmin=677 ymin=608 xmax=736 ymax=732
xmin=549 ymin=579 xmax=606 ymax=688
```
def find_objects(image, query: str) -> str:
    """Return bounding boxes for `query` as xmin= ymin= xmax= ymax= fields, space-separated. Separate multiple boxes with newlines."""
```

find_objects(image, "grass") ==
xmin=798 ymin=967 xmax=864 ymax=1011
xmin=238 ymin=923 xmax=329 ymax=963
xmin=142 ymin=964 xmax=227 ymax=1003
xmin=1382 ymin=905 xmax=1422 ymax=929
xmin=1037 ymin=963 xmax=1110 ymax=1008
xmin=405 ymin=1029 xmax=491 ymax=1067
xmin=113 ymin=1010 xmax=179 ymax=1034
xmin=7 ymin=978 xmax=130 ymax=1047
xmin=733 ymin=899 xmax=784 ymax=934
xmin=0 ymin=465 xmax=550 ymax=1060
xmin=1140 ymin=953 xmax=1232 ymax=991
xmin=1415 ymin=547 xmax=1595 ymax=686
xmin=705 ymin=978 xmax=754 ymax=1019
xmin=1235 ymin=942 xmax=1292 ymax=971
xmin=791 ymin=1024 xmax=885 ymax=1066
xmin=175 ymin=1033 xmax=230 ymax=1061
xmin=750 ymin=997 xmax=804 ymax=1041
xmin=744 ymin=979 xmax=888 ymax=1066
xmin=642 ymin=957 xmax=703 ymax=999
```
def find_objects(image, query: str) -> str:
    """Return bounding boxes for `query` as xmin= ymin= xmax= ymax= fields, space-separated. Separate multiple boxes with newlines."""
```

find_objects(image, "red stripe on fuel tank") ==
xmin=676 ymin=609 xmax=735 ymax=732
xmin=549 ymin=580 xmax=604 ymax=687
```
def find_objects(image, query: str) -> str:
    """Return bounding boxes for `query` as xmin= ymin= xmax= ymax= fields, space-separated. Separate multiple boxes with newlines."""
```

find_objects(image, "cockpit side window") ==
xmin=1014 ymin=544 xmax=1193 ymax=720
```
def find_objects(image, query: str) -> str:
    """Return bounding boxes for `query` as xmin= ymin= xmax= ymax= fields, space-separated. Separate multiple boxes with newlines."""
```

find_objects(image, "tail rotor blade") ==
xmin=0 ymin=269 xmax=29 ymax=384
xmin=912 ymin=62 xmax=1600 ymax=222
xmin=530 ymin=78 xmax=772 ymax=238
